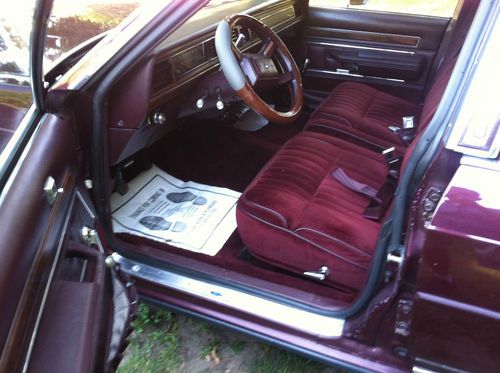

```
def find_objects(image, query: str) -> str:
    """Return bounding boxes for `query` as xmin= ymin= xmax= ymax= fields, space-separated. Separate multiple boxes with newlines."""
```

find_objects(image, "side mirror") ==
xmin=349 ymin=0 xmax=368 ymax=5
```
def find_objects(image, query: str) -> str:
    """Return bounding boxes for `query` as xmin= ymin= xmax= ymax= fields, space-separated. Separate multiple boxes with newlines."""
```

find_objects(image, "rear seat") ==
xmin=305 ymin=0 xmax=479 ymax=155
xmin=235 ymin=0 xmax=479 ymax=290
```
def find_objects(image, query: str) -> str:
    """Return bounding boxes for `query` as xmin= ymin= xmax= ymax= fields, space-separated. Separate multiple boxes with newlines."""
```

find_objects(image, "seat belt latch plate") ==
xmin=402 ymin=116 xmax=415 ymax=129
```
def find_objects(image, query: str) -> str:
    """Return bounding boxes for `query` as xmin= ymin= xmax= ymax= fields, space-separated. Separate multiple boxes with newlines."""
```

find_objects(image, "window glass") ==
xmin=0 ymin=0 xmax=34 ymax=155
xmin=0 ymin=0 xmax=141 ymax=158
xmin=45 ymin=0 xmax=140 ymax=71
xmin=310 ymin=0 xmax=459 ymax=18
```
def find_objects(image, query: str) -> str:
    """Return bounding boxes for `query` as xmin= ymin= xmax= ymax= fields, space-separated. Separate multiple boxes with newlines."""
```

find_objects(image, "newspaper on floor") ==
xmin=111 ymin=165 xmax=241 ymax=256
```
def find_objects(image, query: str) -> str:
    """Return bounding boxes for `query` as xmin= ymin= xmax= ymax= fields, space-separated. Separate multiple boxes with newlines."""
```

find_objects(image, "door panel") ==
xmin=300 ymin=7 xmax=450 ymax=100
xmin=0 ymin=113 xmax=134 ymax=372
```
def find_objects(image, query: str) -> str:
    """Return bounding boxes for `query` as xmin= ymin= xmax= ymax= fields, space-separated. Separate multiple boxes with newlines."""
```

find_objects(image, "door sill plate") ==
xmin=112 ymin=253 xmax=345 ymax=337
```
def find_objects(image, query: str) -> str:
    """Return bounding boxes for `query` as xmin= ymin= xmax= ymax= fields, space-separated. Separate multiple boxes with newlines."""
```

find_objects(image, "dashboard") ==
xmin=108 ymin=0 xmax=304 ymax=165
xmin=151 ymin=0 xmax=303 ymax=106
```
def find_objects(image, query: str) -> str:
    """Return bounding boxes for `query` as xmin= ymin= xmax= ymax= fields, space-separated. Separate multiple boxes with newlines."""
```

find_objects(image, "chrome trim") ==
xmin=75 ymin=190 xmax=105 ymax=254
xmin=304 ymin=40 xmax=416 ymax=55
xmin=112 ymin=253 xmax=345 ymax=337
xmin=23 ymin=192 xmax=77 ymax=372
xmin=75 ymin=190 xmax=96 ymax=220
xmin=460 ymin=155 xmax=500 ymax=172
xmin=79 ymin=260 xmax=89 ymax=282
xmin=307 ymin=26 xmax=420 ymax=48
xmin=307 ymin=68 xmax=406 ymax=83
xmin=445 ymin=1 xmax=500 ymax=159
xmin=23 ymin=188 xmax=101 ymax=370
xmin=0 ymin=110 xmax=44 ymax=207
xmin=413 ymin=366 xmax=437 ymax=373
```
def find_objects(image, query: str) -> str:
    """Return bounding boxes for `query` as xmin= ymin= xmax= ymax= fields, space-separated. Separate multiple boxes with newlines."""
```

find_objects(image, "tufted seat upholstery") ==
xmin=237 ymin=131 xmax=388 ymax=290
xmin=306 ymin=82 xmax=421 ymax=155
xmin=305 ymin=0 xmax=479 ymax=155
xmin=236 ymin=0 xmax=479 ymax=290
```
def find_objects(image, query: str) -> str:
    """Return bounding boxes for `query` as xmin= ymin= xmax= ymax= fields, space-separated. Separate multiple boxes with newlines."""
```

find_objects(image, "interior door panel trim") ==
xmin=304 ymin=40 xmax=416 ymax=55
xmin=23 ymin=183 xmax=76 ymax=372
xmin=307 ymin=7 xmax=449 ymax=51
xmin=307 ymin=27 xmax=421 ymax=47
xmin=307 ymin=68 xmax=406 ymax=83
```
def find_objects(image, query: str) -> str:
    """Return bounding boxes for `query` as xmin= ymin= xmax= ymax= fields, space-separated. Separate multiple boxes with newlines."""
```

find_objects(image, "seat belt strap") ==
xmin=331 ymin=168 xmax=380 ymax=202
xmin=363 ymin=174 xmax=398 ymax=221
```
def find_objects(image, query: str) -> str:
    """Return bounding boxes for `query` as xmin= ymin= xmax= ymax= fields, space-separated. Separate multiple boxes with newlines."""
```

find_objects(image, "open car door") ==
xmin=0 ymin=1 xmax=136 ymax=372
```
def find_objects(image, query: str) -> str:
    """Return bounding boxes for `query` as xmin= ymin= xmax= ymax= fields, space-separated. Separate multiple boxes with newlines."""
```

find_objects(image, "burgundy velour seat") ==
xmin=236 ymin=49 xmax=462 ymax=290
xmin=236 ymin=0 xmax=479 ymax=291
xmin=237 ymin=131 xmax=388 ymax=291
xmin=306 ymin=82 xmax=421 ymax=154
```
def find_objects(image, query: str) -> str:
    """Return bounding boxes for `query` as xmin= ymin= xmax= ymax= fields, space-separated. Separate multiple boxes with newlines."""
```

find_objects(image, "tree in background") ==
xmin=48 ymin=3 xmax=139 ymax=54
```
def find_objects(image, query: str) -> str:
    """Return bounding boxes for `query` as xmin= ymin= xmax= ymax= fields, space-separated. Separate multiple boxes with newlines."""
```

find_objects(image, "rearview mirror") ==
xmin=349 ymin=0 xmax=368 ymax=5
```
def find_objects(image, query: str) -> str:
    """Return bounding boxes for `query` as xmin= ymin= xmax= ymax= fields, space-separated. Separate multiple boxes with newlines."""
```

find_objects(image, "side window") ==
xmin=44 ymin=1 xmax=140 ymax=72
xmin=0 ymin=3 xmax=34 ymax=154
xmin=309 ymin=0 xmax=459 ymax=18
xmin=0 ymin=1 xmax=140 ymax=156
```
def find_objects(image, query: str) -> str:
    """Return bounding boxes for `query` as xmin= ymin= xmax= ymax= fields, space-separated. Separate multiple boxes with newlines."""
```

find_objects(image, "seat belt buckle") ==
xmin=382 ymin=146 xmax=396 ymax=161
xmin=402 ymin=116 xmax=415 ymax=129
xmin=382 ymin=147 xmax=401 ymax=175
xmin=388 ymin=119 xmax=416 ymax=146
xmin=387 ymin=126 xmax=401 ymax=134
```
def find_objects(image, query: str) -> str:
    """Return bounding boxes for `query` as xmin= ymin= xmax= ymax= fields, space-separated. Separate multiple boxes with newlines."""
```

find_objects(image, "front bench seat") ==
xmin=236 ymin=47 xmax=459 ymax=291
xmin=305 ymin=0 xmax=479 ymax=155
xmin=236 ymin=131 xmax=389 ymax=291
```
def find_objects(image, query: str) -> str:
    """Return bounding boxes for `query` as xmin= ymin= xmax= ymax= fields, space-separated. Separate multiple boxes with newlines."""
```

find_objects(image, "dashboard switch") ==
xmin=216 ymin=87 xmax=225 ymax=110
xmin=196 ymin=89 xmax=209 ymax=110
xmin=150 ymin=110 xmax=166 ymax=125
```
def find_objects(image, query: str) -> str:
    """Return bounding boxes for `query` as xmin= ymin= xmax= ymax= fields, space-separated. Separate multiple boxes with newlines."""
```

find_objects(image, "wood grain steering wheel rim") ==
xmin=215 ymin=14 xmax=303 ymax=125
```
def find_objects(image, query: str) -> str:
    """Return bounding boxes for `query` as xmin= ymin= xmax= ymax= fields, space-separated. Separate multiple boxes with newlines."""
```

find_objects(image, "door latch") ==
xmin=44 ymin=176 xmax=63 ymax=205
xmin=81 ymin=225 xmax=98 ymax=245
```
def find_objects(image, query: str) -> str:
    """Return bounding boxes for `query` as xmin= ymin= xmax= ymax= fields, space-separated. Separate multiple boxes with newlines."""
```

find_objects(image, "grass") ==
xmin=250 ymin=344 xmax=333 ymax=373
xmin=117 ymin=304 xmax=181 ymax=373
xmin=229 ymin=340 xmax=247 ymax=354
xmin=118 ymin=303 xmax=339 ymax=373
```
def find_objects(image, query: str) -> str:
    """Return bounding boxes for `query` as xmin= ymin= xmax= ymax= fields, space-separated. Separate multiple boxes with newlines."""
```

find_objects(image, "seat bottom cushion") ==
xmin=306 ymin=82 xmax=422 ymax=154
xmin=236 ymin=131 xmax=389 ymax=291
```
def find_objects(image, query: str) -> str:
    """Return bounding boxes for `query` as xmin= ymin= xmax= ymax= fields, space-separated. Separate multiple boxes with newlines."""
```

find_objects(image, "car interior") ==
xmin=100 ymin=0 xmax=479 ymax=312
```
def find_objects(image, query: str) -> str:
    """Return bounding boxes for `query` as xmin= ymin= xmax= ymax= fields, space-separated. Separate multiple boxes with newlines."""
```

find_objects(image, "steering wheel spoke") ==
xmin=259 ymin=37 xmax=277 ymax=58
xmin=279 ymin=71 xmax=295 ymax=85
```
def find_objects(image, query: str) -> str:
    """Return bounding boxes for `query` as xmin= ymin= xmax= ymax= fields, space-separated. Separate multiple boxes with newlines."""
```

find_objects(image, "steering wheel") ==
xmin=215 ymin=14 xmax=303 ymax=125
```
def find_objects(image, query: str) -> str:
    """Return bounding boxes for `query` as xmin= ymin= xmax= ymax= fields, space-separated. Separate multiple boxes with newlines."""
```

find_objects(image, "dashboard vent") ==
xmin=204 ymin=39 xmax=217 ymax=61
xmin=152 ymin=59 xmax=174 ymax=93
xmin=231 ymin=26 xmax=254 ymax=48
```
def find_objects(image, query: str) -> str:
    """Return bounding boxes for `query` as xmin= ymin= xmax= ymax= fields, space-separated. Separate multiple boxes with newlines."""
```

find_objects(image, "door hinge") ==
xmin=422 ymin=187 xmax=443 ymax=226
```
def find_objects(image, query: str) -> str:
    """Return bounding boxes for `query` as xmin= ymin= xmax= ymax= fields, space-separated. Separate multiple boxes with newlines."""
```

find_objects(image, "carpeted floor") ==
xmin=116 ymin=115 xmax=356 ymax=307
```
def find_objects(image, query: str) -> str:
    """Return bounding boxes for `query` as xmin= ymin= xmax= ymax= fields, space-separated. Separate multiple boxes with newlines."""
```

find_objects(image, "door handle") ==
xmin=66 ymin=243 xmax=105 ymax=284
